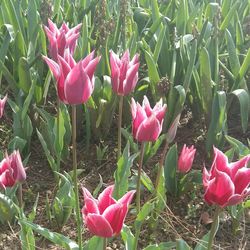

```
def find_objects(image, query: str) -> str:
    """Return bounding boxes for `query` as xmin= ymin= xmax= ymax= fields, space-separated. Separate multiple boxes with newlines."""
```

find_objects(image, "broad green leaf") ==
xmin=206 ymin=91 xmax=227 ymax=152
xmin=134 ymin=201 xmax=155 ymax=231
xmin=194 ymin=232 xmax=210 ymax=250
xmin=113 ymin=143 xmax=138 ymax=199
xmin=176 ymin=239 xmax=191 ymax=250
xmin=121 ymin=225 xmax=135 ymax=250
xmin=0 ymin=193 xmax=18 ymax=224
xmin=140 ymin=170 xmax=155 ymax=193
xmin=8 ymin=136 xmax=27 ymax=153
xmin=225 ymin=135 xmax=250 ymax=157
xmin=230 ymin=89 xmax=249 ymax=132
xmin=18 ymin=57 xmax=32 ymax=94
xmin=144 ymin=241 xmax=176 ymax=250
xmin=164 ymin=144 xmax=177 ymax=196
xmin=19 ymin=219 xmax=79 ymax=250
xmin=82 ymin=236 xmax=103 ymax=250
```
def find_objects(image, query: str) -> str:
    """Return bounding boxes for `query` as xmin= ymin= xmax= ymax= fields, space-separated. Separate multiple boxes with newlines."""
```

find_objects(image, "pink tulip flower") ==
xmin=82 ymin=185 xmax=135 ymax=238
xmin=110 ymin=50 xmax=139 ymax=96
xmin=43 ymin=50 xmax=100 ymax=104
xmin=203 ymin=147 xmax=250 ymax=208
xmin=44 ymin=19 xmax=82 ymax=60
xmin=131 ymin=96 xmax=167 ymax=142
xmin=0 ymin=150 xmax=26 ymax=189
xmin=178 ymin=144 xmax=196 ymax=173
xmin=0 ymin=94 xmax=7 ymax=118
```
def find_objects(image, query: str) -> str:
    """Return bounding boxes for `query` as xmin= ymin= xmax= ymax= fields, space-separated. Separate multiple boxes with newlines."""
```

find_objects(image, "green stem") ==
xmin=155 ymin=139 xmax=169 ymax=191
xmin=136 ymin=142 xmax=145 ymax=213
xmin=72 ymin=105 xmax=82 ymax=249
xmin=56 ymin=98 xmax=61 ymax=175
xmin=103 ymin=237 xmax=107 ymax=250
xmin=117 ymin=95 xmax=124 ymax=159
xmin=134 ymin=229 xmax=140 ymax=250
xmin=18 ymin=184 xmax=23 ymax=208
xmin=207 ymin=206 xmax=221 ymax=250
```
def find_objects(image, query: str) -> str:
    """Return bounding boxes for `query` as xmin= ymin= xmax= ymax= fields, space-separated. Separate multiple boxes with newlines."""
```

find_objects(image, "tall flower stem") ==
xmin=18 ymin=184 xmax=23 ymax=208
xmin=207 ymin=206 xmax=221 ymax=250
xmin=103 ymin=238 xmax=107 ymax=250
xmin=117 ymin=95 xmax=124 ymax=159
xmin=72 ymin=105 xmax=82 ymax=249
xmin=56 ymin=98 xmax=61 ymax=178
xmin=136 ymin=142 xmax=145 ymax=213
xmin=155 ymin=139 xmax=169 ymax=191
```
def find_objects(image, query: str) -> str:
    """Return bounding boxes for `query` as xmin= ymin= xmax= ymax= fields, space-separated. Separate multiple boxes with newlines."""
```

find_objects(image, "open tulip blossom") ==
xmin=110 ymin=50 xmax=139 ymax=96
xmin=0 ymin=150 xmax=26 ymax=189
xmin=43 ymin=50 xmax=100 ymax=104
xmin=178 ymin=144 xmax=196 ymax=173
xmin=82 ymin=185 xmax=135 ymax=238
xmin=44 ymin=19 xmax=82 ymax=60
xmin=131 ymin=96 xmax=167 ymax=142
xmin=0 ymin=94 xmax=7 ymax=118
xmin=203 ymin=147 xmax=250 ymax=208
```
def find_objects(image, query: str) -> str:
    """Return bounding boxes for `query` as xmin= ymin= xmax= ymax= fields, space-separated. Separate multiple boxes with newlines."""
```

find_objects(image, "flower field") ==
xmin=0 ymin=0 xmax=250 ymax=249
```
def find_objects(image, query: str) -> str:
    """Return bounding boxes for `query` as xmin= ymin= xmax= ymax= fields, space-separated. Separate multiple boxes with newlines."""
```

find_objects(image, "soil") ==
xmin=0 ymin=106 xmax=249 ymax=250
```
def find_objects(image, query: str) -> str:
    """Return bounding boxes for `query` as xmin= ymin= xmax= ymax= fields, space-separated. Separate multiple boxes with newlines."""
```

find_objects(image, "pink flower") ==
xmin=203 ymin=147 xmax=250 ymax=208
xmin=110 ymin=50 xmax=139 ymax=96
xmin=44 ymin=19 xmax=82 ymax=60
xmin=43 ymin=50 xmax=100 ymax=104
xmin=0 ymin=151 xmax=26 ymax=189
xmin=82 ymin=185 xmax=135 ymax=238
xmin=131 ymin=96 xmax=167 ymax=142
xmin=178 ymin=144 xmax=196 ymax=173
xmin=0 ymin=95 xmax=7 ymax=118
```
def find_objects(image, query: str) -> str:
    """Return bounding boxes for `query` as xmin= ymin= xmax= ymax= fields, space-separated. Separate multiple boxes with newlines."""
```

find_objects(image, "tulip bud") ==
xmin=203 ymin=147 xmax=250 ymax=207
xmin=82 ymin=185 xmax=135 ymax=238
xmin=0 ymin=95 xmax=7 ymax=118
xmin=110 ymin=50 xmax=139 ymax=96
xmin=131 ymin=96 xmax=167 ymax=142
xmin=43 ymin=50 xmax=100 ymax=104
xmin=44 ymin=19 xmax=82 ymax=60
xmin=0 ymin=151 xmax=26 ymax=189
xmin=178 ymin=144 xmax=196 ymax=173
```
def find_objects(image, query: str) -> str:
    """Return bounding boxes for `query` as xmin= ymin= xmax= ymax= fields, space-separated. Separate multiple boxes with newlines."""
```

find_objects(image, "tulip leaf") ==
xmin=19 ymin=219 xmax=79 ymax=250
xmin=206 ymin=91 xmax=227 ymax=152
xmin=229 ymin=89 xmax=249 ymax=133
xmin=225 ymin=135 xmax=250 ymax=157
xmin=8 ymin=136 xmax=27 ymax=153
xmin=121 ymin=128 xmax=138 ymax=153
xmin=164 ymin=144 xmax=178 ymax=196
xmin=194 ymin=231 xmax=210 ymax=250
xmin=113 ymin=143 xmax=138 ymax=199
xmin=140 ymin=170 xmax=155 ymax=193
xmin=176 ymin=239 xmax=191 ymax=250
xmin=18 ymin=57 xmax=32 ymax=94
xmin=121 ymin=225 xmax=135 ymax=250
xmin=143 ymin=241 xmax=176 ymax=250
xmin=82 ymin=236 xmax=103 ymax=250
xmin=0 ymin=193 xmax=18 ymax=224
xmin=134 ymin=201 xmax=155 ymax=231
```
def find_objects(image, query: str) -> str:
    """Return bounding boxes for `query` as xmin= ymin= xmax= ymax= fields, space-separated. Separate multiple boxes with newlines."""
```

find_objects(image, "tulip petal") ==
xmin=123 ymin=63 xmax=139 ymax=95
xmin=81 ymin=51 xmax=95 ymax=68
xmin=64 ymin=62 xmax=92 ymax=104
xmin=142 ymin=96 xmax=153 ymax=117
xmin=204 ymin=169 xmax=235 ymax=207
xmin=230 ymin=155 xmax=250 ymax=180
xmin=84 ymin=56 xmax=100 ymax=81
xmin=0 ymin=94 xmax=8 ymax=118
xmin=43 ymin=56 xmax=60 ymax=80
xmin=136 ymin=115 xmax=161 ymax=142
xmin=98 ymin=185 xmax=116 ymax=214
xmin=233 ymin=167 xmax=250 ymax=195
xmin=118 ymin=190 xmax=136 ymax=206
xmin=211 ymin=147 xmax=230 ymax=177
xmin=202 ymin=166 xmax=210 ymax=188
xmin=85 ymin=214 xmax=113 ymax=238
xmin=103 ymin=203 xmax=127 ymax=235
xmin=132 ymin=103 xmax=147 ymax=138
xmin=225 ymin=194 xmax=245 ymax=206
xmin=84 ymin=198 xmax=100 ymax=215
xmin=10 ymin=151 xmax=26 ymax=182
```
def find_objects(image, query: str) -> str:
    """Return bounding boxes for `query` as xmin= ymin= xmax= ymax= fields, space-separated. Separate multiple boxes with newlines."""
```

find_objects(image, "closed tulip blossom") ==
xmin=131 ymin=96 xmax=167 ymax=142
xmin=110 ymin=50 xmax=139 ymax=96
xmin=44 ymin=19 xmax=82 ymax=60
xmin=203 ymin=147 xmax=250 ymax=208
xmin=43 ymin=50 xmax=100 ymax=104
xmin=178 ymin=144 xmax=196 ymax=173
xmin=0 ymin=150 xmax=26 ymax=189
xmin=82 ymin=185 xmax=135 ymax=238
xmin=0 ymin=94 xmax=7 ymax=118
